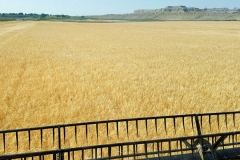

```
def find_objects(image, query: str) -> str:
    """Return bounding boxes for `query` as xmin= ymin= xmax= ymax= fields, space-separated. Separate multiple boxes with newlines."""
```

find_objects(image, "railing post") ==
xmin=195 ymin=114 xmax=202 ymax=136
xmin=3 ymin=132 xmax=6 ymax=153
xmin=57 ymin=125 xmax=64 ymax=160
xmin=58 ymin=125 xmax=61 ymax=149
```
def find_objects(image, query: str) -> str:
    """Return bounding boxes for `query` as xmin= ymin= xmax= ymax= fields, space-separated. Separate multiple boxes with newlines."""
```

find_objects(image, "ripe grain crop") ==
xmin=0 ymin=21 xmax=240 ymax=154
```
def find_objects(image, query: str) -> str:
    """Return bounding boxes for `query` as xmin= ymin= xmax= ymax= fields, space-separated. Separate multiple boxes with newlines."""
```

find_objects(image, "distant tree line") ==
xmin=0 ymin=13 xmax=71 ymax=19
xmin=40 ymin=13 xmax=70 ymax=19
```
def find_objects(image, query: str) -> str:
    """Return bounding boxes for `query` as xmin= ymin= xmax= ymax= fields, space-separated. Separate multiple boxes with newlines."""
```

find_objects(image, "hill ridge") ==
xmin=134 ymin=6 xmax=240 ymax=14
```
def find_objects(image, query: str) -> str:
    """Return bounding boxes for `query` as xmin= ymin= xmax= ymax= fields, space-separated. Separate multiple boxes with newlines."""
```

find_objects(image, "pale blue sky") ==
xmin=0 ymin=0 xmax=239 ymax=16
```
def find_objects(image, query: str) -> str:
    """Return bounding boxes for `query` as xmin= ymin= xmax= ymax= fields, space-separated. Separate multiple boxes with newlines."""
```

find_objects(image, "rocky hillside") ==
xmin=87 ymin=6 xmax=240 ymax=21
xmin=134 ymin=6 xmax=240 ymax=14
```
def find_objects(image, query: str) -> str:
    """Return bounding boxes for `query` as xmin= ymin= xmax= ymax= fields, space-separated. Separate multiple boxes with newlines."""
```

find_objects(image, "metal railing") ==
xmin=1 ymin=131 xmax=240 ymax=159
xmin=0 ymin=111 xmax=240 ymax=159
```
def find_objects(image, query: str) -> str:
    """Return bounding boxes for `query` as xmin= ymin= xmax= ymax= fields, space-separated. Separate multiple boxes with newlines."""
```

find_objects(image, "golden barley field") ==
xmin=0 ymin=21 xmax=240 ymax=155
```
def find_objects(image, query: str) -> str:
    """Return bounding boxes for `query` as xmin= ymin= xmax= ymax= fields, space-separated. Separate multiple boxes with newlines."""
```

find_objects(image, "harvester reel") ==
xmin=0 ymin=111 xmax=239 ymax=160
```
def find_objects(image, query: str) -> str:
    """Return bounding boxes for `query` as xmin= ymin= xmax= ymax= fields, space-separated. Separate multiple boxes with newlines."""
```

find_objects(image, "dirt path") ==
xmin=0 ymin=21 xmax=36 ymax=36
xmin=0 ymin=21 xmax=37 ymax=48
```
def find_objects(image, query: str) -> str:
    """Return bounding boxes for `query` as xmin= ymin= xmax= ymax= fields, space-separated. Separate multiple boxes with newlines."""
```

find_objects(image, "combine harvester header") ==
xmin=0 ymin=111 xmax=240 ymax=159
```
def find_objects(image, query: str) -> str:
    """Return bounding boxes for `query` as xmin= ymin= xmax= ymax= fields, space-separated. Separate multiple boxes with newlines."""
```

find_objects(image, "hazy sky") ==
xmin=0 ymin=0 xmax=239 ymax=16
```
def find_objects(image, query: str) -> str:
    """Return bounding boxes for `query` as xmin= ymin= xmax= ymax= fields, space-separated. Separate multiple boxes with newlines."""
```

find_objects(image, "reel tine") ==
xmin=144 ymin=142 xmax=148 ymax=159
xmin=133 ymin=144 xmax=136 ymax=159
xmin=108 ymin=146 xmax=111 ymax=159
xmin=157 ymin=141 xmax=160 ymax=158
xmin=40 ymin=129 xmax=43 ymax=148
xmin=164 ymin=118 xmax=167 ymax=134
xmin=96 ymin=123 xmax=98 ymax=140
xmin=75 ymin=125 xmax=77 ymax=144
xmin=209 ymin=115 xmax=211 ymax=131
xmin=155 ymin=118 xmax=158 ymax=133
xmin=191 ymin=116 xmax=194 ymax=132
xmin=136 ymin=120 xmax=138 ymax=137
xmin=180 ymin=139 xmax=183 ymax=158
xmin=106 ymin=122 xmax=109 ymax=138
xmin=63 ymin=126 xmax=66 ymax=144
xmin=182 ymin=116 xmax=185 ymax=132
xmin=173 ymin=117 xmax=176 ymax=134
xmin=200 ymin=115 xmax=203 ymax=128
xmin=232 ymin=133 xmax=235 ymax=148
xmin=126 ymin=121 xmax=129 ymax=137
xmin=82 ymin=149 xmax=84 ymax=160
xmin=57 ymin=125 xmax=61 ymax=149
xmin=16 ymin=131 xmax=18 ymax=151
xmin=116 ymin=121 xmax=119 ymax=139
xmin=233 ymin=113 xmax=236 ymax=128
xmin=145 ymin=119 xmax=148 ymax=136
xmin=53 ymin=128 xmax=55 ymax=146
xmin=225 ymin=114 xmax=228 ymax=129
xmin=86 ymin=124 xmax=88 ymax=142
xmin=28 ymin=129 xmax=31 ymax=150
xmin=169 ymin=140 xmax=172 ymax=157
